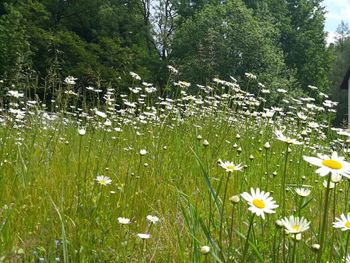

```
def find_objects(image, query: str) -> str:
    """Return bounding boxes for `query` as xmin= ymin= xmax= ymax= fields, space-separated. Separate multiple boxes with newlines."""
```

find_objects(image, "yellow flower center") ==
xmin=322 ymin=159 xmax=342 ymax=170
xmin=345 ymin=222 xmax=350 ymax=228
xmin=226 ymin=165 xmax=235 ymax=171
xmin=252 ymin=199 xmax=265 ymax=209
xmin=100 ymin=179 xmax=107 ymax=185
xmin=292 ymin=225 xmax=301 ymax=232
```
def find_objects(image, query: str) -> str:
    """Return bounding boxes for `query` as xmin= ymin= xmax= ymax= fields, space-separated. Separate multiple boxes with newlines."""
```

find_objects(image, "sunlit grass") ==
xmin=0 ymin=73 xmax=348 ymax=262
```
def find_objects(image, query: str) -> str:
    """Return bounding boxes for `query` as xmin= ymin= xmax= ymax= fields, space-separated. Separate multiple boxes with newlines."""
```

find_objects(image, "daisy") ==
xmin=297 ymin=112 xmax=307 ymax=121
xmin=139 ymin=149 xmax=148 ymax=156
xmin=295 ymin=188 xmax=311 ymax=197
xmin=323 ymin=180 xmax=335 ymax=189
xmin=200 ymin=246 xmax=210 ymax=255
xmin=177 ymin=81 xmax=191 ymax=88
xmin=245 ymin=72 xmax=257 ymax=79
xmin=291 ymin=233 xmax=302 ymax=241
xmin=78 ymin=128 xmax=86 ymax=136
xmin=64 ymin=76 xmax=77 ymax=85
xmin=146 ymin=215 xmax=160 ymax=224
xmin=280 ymin=215 xmax=310 ymax=234
xmin=311 ymin=244 xmax=320 ymax=251
xmin=303 ymin=152 xmax=350 ymax=178
xmin=264 ymin=142 xmax=271 ymax=149
xmin=333 ymin=213 xmax=350 ymax=231
xmin=118 ymin=217 xmax=131 ymax=225
xmin=94 ymin=109 xmax=107 ymax=118
xmin=167 ymin=65 xmax=178 ymax=74
xmin=331 ymin=173 xmax=342 ymax=183
xmin=275 ymin=130 xmax=302 ymax=145
xmin=7 ymin=90 xmax=24 ymax=98
xmin=218 ymin=159 xmax=243 ymax=173
xmin=130 ymin=71 xmax=141 ymax=80
xmin=241 ymin=188 xmax=278 ymax=219
xmin=96 ymin=175 xmax=112 ymax=186
xmin=137 ymin=233 xmax=150 ymax=239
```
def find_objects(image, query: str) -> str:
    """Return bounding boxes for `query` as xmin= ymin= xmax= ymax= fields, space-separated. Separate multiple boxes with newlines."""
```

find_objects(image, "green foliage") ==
xmin=329 ymin=22 xmax=350 ymax=125
xmin=0 ymin=5 xmax=31 ymax=81
xmin=0 ymin=76 xmax=343 ymax=261
xmin=2 ymin=0 xmax=155 ymax=89
xmin=172 ymin=0 xmax=294 ymax=95
xmin=283 ymin=0 xmax=331 ymax=91
xmin=0 ymin=0 xmax=334 ymax=100
xmin=243 ymin=0 xmax=331 ymax=92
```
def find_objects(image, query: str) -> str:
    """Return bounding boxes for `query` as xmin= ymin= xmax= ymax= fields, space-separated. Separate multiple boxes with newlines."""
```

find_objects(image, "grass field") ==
xmin=0 ymin=74 xmax=348 ymax=262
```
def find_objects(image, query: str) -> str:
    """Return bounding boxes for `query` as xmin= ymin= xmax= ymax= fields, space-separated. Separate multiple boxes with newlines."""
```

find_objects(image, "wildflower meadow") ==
xmin=0 ymin=70 xmax=349 ymax=263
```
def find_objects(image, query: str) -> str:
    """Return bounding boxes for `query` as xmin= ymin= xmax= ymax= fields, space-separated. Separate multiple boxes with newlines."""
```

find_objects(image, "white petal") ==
xmin=303 ymin=156 xmax=323 ymax=167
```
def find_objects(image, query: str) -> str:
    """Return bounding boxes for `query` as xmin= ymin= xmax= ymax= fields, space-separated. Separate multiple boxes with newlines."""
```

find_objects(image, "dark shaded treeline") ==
xmin=0 ymin=0 xmax=333 ymax=100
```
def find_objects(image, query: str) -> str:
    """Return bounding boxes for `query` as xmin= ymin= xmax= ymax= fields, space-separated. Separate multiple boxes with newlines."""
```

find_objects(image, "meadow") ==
xmin=0 ymin=71 xmax=349 ymax=262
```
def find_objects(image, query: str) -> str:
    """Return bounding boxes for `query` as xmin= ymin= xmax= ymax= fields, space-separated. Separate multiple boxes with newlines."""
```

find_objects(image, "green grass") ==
xmin=0 ymin=79 xmax=347 ymax=262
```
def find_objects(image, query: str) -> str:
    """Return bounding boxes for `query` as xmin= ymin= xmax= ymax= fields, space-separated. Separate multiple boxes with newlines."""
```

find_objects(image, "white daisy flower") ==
xmin=146 ymin=215 xmax=160 ymax=224
xmin=295 ymin=188 xmax=311 ymax=197
xmin=118 ymin=217 xmax=131 ymax=225
xmin=297 ymin=112 xmax=307 ymax=121
xmin=323 ymin=180 xmax=335 ymax=189
xmin=333 ymin=213 xmax=350 ymax=231
xmin=7 ymin=90 xmax=24 ymax=98
xmin=245 ymin=72 xmax=257 ymax=79
xmin=96 ymin=175 xmax=112 ymax=186
xmin=178 ymin=81 xmax=191 ymax=88
xmin=291 ymin=233 xmax=302 ymax=241
xmin=277 ymin=88 xmax=287 ymax=93
xmin=311 ymin=244 xmax=320 ymax=251
xmin=130 ymin=71 xmax=141 ymax=80
xmin=280 ymin=215 xmax=310 ymax=234
xmin=94 ymin=109 xmax=107 ymax=118
xmin=64 ymin=76 xmax=77 ymax=85
xmin=275 ymin=130 xmax=302 ymax=145
xmin=241 ymin=188 xmax=278 ymax=219
xmin=264 ymin=142 xmax=271 ymax=149
xmin=167 ymin=65 xmax=178 ymax=74
xmin=200 ymin=246 xmax=210 ymax=255
xmin=308 ymin=85 xmax=318 ymax=90
xmin=303 ymin=152 xmax=350 ymax=178
xmin=137 ymin=233 xmax=151 ymax=239
xmin=218 ymin=159 xmax=243 ymax=173
xmin=139 ymin=149 xmax=148 ymax=156
xmin=331 ymin=173 xmax=342 ymax=183
xmin=78 ymin=128 xmax=86 ymax=136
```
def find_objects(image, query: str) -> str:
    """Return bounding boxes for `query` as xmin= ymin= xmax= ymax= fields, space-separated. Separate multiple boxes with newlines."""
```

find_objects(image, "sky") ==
xmin=324 ymin=0 xmax=350 ymax=44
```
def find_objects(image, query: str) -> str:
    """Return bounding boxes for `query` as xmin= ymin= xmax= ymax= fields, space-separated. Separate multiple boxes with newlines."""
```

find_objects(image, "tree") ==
xmin=282 ymin=0 xmax=331 ymax=91
xmin=171 ymin=0 xmax=294 ymax=95
xmin=0 ymin=4 xmax=31 ymax=82
xmin=335 ymin=21 xmax=350 ymax=48
xmin=243 ymin=0 xmax=331 ymax=92
xmin=329 ymin=22 xmax=350 ymax=125
xmin=4 ymin=0 xmax=158 ymax=89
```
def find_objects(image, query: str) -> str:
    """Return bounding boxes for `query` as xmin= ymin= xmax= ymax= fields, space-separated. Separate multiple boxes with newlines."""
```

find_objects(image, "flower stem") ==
xmin=282 ymin=143 xmax=289 ymax=262
xmin=272 ymin=227 xmax=278 ymax=263
xmin=291 ymin=236 xmax=297 ymax=263
xmin=345 ymin=231 xmax=350 ymax=261
xmin=242 ymin=214 xmax=255 ymax=262
xmin=229 ymin=205 xmax=235 ymax=250
xmin=282 ymin=143 xmax=289 ymax=217
xmin=265 ymin=149 xmax=269 ymax=189
xmin=131 ymin=156 xmax=143 ymax=212
xmin=317 ymin=175 xmax=332 ymax=263
xmin=219 ymin=173 xmax=230 ymax=247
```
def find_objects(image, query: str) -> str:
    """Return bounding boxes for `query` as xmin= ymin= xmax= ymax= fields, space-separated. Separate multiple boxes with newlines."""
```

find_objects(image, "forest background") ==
xmin=0 ymin=0 xmax=349 ymax=124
